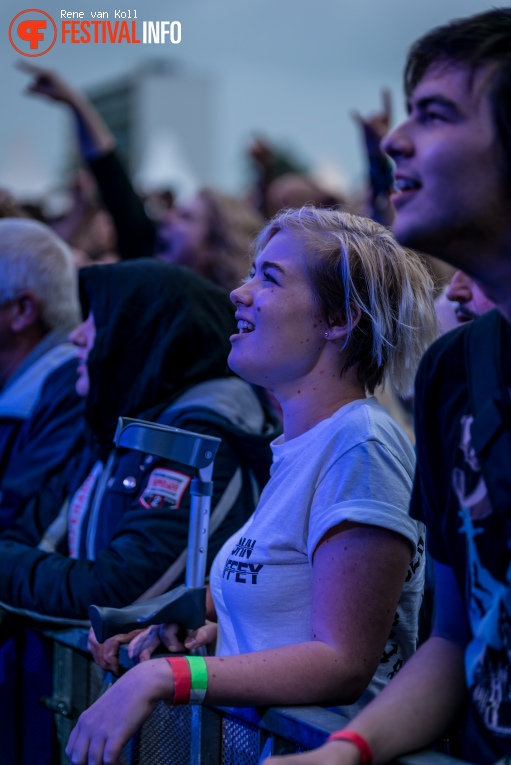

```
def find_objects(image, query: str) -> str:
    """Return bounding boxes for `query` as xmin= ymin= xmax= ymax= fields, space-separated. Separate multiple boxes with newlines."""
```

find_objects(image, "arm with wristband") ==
xmin=67 ymin=519 xmax=413 ymax=764
xmin=261 ymin=560 xmax=469 ymax=765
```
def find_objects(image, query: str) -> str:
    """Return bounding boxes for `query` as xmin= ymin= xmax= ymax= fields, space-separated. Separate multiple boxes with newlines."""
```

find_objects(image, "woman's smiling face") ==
xmin=228 ymin=230 xmax=327 ymax=394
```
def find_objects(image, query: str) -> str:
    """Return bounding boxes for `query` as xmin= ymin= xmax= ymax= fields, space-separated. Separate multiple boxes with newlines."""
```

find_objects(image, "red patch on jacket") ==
xmin=139 ymin=468 xmax=191 ymax=509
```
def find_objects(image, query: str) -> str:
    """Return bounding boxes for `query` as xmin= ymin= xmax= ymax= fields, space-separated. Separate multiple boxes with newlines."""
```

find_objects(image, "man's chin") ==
xmin=391 ymin=208 xmax=459 ymax=253
xmin=391 ymin=214 xmax=420 ymax=248
xmin=391 ymin=214 xmax=439 ymax=255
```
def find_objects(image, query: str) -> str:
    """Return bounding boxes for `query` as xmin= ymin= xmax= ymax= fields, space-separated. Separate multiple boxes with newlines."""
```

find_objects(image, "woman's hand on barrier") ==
xmin=128 ymin=620 xmax=218 ymax=662
xmin=128 ymin=624 xmax=169 ymax=662
xmin=88 ymin=627 xmax=144 ymax=675
xmin=179 ymin=620 xmax=218 ymax=652
xmin=66 ymin=658 xmax=174 ymax=765
xmin=261 ymin=741 xmax=361 ymax=765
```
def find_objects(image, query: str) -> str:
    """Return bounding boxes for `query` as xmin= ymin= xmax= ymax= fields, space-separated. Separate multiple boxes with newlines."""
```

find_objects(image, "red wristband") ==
xmin=164 ymin=657 xmax=191 ymax=705
xmin=327 ymin=731 xmax=373 ymax=765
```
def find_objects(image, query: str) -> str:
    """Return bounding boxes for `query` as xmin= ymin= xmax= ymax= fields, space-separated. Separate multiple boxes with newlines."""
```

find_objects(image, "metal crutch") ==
xmin=88 ymin=416 xmax=221 ymax=644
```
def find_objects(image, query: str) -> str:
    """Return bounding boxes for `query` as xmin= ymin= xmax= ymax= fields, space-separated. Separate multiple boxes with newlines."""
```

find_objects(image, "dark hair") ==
xmin=405 ymin=9 xmax=511 ymax=183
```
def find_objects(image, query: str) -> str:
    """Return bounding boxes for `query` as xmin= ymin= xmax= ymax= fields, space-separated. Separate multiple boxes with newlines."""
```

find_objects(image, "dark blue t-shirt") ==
xmin=411 ymin=309 xmax=511 ymax=764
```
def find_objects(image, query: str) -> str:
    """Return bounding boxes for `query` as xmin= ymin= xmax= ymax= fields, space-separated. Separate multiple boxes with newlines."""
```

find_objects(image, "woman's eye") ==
xmin=242 ymin=269 xmax=256 ymax=284
xmin=241 ymin=267 xmax=278 ymax=285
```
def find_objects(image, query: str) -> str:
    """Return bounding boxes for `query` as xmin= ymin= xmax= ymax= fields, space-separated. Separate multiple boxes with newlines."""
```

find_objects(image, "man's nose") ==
xmin=381 ymin=119 xmax=414 ymax=162
xmin=446 ymin=271 xmax=473 ymax=304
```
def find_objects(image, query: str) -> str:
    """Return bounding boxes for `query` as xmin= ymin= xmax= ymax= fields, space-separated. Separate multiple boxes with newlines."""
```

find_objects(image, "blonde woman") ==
xmin=67 ymin=208 xmax=438 ymax=765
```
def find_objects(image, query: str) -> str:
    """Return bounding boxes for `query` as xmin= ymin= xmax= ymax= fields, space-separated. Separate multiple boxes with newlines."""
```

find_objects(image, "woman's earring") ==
xmin=324 ymin=331 xmax=329 ymax=339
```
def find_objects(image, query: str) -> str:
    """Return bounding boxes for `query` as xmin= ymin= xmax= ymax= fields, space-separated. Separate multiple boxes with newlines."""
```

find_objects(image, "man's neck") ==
xmin=0 ymin=335 xmax=45 ymax=389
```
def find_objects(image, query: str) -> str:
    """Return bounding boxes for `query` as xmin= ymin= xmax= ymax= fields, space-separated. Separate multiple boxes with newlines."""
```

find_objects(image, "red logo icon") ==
xmin=9 ymin=9 xmax=57 ymax=56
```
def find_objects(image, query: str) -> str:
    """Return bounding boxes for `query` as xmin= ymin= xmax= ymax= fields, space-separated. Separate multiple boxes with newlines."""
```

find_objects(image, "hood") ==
xmin=79 ymin=260 xmax=236 ymax=444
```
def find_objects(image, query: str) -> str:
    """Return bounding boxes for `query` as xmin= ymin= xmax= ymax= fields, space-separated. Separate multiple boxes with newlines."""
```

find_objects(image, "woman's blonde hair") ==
xmin=255 ymin=207 xmax=438 ymax=396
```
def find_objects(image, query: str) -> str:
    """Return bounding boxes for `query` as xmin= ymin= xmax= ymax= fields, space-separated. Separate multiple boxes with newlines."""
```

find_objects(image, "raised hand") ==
xmin=18 ymin=61 xmax=82 ymax=104
xmin=352 ymin=89 xmax=393 ymax=154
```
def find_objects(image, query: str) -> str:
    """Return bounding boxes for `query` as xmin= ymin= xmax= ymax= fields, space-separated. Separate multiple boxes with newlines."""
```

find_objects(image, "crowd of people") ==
xmin=0 ymin=7 xmax=510 ymax=765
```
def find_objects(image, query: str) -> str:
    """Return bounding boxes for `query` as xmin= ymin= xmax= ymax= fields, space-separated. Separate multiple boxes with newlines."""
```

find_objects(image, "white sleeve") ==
xmin=307 ymin=440 xmax=418 ymax=561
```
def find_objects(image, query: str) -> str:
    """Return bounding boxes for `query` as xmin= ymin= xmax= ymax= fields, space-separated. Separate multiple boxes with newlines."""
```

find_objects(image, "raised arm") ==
xmin=20 ymin=63 xmax=156 ymax=259
xmin=352 ymin=90 xmax=394 ymax=226
xmin=20 ymin=62 xmax=115 ymax=158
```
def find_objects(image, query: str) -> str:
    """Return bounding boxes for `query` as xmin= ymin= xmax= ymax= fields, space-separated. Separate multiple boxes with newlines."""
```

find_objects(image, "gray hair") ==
xmin=0 ymin=218 xmax=80 ymax=331
xmin=255 ymin=207 xmax=439 ymax=396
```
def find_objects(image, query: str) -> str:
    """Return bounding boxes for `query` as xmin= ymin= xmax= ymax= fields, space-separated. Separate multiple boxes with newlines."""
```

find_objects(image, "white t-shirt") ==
xmin=209 ymin=397 xmax=425 ymax=703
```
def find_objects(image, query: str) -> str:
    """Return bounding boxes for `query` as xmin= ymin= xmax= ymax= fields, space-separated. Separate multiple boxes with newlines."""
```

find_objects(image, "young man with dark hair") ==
xmin=266 ymin=9 xmax=511 ymax=765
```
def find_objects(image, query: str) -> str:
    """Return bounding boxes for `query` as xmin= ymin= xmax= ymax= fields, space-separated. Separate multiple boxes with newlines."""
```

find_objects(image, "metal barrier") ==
xmin=42 ymin=627 xmax=332 ymax=764
xmin=38 ymin=627 xmax=469 ymax=765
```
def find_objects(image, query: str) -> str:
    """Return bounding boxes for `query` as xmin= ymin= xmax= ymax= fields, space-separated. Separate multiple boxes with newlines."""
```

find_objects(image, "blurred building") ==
xmin=87 ymin=59 xmax=214 ymax=199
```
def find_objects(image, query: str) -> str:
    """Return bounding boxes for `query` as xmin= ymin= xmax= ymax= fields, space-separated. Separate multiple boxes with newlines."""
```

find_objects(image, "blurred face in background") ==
xmin=69 ymin=312 xmax=96 ymax=397
xmin=155 ymin=195 xmax=212 ymax=273
xmin=435 ymin=270 xmax=496 ymax=333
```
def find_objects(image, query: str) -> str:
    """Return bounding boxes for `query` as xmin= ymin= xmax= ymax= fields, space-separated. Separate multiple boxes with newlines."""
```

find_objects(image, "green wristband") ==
xmin=186 ymin=656 xmax=208 ymax=704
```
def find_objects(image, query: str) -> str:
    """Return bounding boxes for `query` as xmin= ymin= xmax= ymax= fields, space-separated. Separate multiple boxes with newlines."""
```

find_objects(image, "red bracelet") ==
xmin=164 ymin=657 xmax=191 ymax=705
xmin=327 ymin=731 xmax=373 ymax=765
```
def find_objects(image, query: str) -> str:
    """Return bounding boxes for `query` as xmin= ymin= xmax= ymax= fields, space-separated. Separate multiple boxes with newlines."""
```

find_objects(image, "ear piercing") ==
xmin=324 ymin=331 xmax=329 ymax=338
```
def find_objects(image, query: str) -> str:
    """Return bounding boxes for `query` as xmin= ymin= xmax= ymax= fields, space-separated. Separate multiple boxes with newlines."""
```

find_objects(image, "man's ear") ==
xmin=326 ymin=304 xmax=362 ymax=340
xmin=9 ymin=291 xmax=41 ymax=333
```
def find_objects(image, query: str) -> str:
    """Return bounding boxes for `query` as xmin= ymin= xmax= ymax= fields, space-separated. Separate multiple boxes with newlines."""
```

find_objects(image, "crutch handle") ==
xmin=89 ymin=584 xmax=206 ymax=643
xmin=114 ymin=418 xmax=220 ymax=469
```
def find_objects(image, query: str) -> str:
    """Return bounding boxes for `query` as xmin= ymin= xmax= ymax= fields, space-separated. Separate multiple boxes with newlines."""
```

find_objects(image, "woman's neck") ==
xmin=277 ymin=374 xmax=367 ymax=442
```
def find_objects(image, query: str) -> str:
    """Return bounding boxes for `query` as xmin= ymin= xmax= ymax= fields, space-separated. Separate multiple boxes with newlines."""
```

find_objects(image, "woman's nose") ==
xmin=230 ymin=280 xmax=252 ymax=307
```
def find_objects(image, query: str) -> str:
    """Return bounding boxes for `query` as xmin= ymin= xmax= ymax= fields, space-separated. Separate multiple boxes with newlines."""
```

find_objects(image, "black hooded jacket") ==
xmin=0 ymin=261 xmax=278 ymax=618
xmin=81 ymin=259 xmax=237 ymax=446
